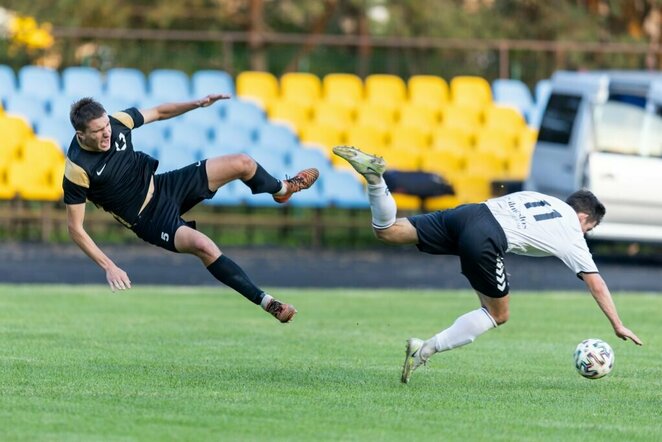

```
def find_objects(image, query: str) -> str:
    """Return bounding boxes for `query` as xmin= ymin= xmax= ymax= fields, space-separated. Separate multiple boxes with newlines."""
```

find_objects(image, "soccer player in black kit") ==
xmin=63 ymin=94 xmax=319 ymax=323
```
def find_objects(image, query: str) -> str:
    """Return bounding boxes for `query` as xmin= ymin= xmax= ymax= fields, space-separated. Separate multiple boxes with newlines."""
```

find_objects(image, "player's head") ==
xmin=566 ymin=189 xmax=606 ymax=233
xmin=70 ymin=97 xmax=111 ymax=152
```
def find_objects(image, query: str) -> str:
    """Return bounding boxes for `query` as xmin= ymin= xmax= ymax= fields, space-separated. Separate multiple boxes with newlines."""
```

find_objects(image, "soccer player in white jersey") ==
xmin=332 ymin=145 xmax=643 ymax=384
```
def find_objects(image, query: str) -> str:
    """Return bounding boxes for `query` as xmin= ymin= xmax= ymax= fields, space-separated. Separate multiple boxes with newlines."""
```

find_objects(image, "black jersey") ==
xmin=62 ymin=108 xmax=159 ymax=227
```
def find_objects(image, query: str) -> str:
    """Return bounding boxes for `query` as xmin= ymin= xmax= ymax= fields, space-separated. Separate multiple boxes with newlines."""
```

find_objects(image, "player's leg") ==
xmin=173 ymin=225 xmax=297 ymax=323
xmin=205 ymin=154 xmax=318 ymax=204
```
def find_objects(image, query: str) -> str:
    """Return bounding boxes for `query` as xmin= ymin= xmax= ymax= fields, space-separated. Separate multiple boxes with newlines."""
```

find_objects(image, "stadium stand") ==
xmin=106 ymin=67 xmax=148 ymax=102
xmin=0 ymin=64 xmax=17 ymax=100
xmin=148 ymin=69 xmax=191 ymax=102
xmin=62 ymin=66 xmax=104 ymax=98
xmin=18 ymin=65 xmax=60 ymax=101
xmin=236 ymin=71 xmax=279 ymax=110
xmin=191 ymin=69 xmax=235 ymax=97
xmin=322 ymin=73 xmax=363 ymax=110
xmin=491 ymin=78 xmax=534 ymax=120
xmin=280 ymin=72 xmax=322 ymax=109
xmin=364 ymin=74 xmax=407 ymax=111
xmin=450 ymin=75 xmax=492 ymax=110
xmin=408 ymin=75 xmax=449 ymax=114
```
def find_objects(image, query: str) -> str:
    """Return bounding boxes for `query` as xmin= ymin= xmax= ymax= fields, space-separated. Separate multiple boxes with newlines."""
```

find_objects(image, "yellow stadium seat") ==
xmin=505 ymin=150 xmax=532 ymax=179
xmin=343 ymin=125 xmax=388 ymax=156
xmin=483 ymin=105 xmax=526 ymax=138
xmin=323 ymin=73 xmax=363 ymax=109
xmin=22 ymin=138 xmax=65 ymax=168
xmin=398 ymin=103 xmax=440 ymax=132
xmin=393 ymin=193 xmax=422 ymax=211
xmin=268 ymin=100 xmax=311 ymax=134
xmin=8 ymin=157 xmax=64 ymax=201
xmin=355 ymin=102 xmax=396 ymax=132
xmin=442 ymin=104 xmax=482 ymax=133
xmin=382 ymin=148 xmax=421 ymax=171
xmin=420 ymin=149 xmax=465 ymax=178
xmin=431 ymin=126 xmax=473 ymax=152
xmin=0 ymin=155 xmax=15 ymax=199
xmin=452 ymin=175 xmax=492 ymax=204
xmin=313 ymin=101 xmax=354 ymax=131
xmin=474 ymin=127 xmax=516 ymax=157
xmin=236 ymin=71 xmax=279 ymax=110
xmin=517 ymin=126 xmax=538 ymax=154
xmin=408 ymin=75 xmax=449 ymax=112
xmin=0 ymin=115 xmax=34 ymax=161
xmin=450 ymin=76 xmax=492 ymax=110
xmin=280 ymin=72 xmax=322 ymax=108
xmin=389 ymin=126 xmax=430 ymax=152
xmin=365 ymin=74 xmax=407 ymax=111
xmin=463 ymin=151 xmax=507 ymax=179
xmin=300 ymin=123 xmax=343 ymax=154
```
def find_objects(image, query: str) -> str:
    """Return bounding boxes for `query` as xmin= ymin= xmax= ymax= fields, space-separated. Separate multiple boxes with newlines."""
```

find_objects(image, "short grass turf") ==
xmin=0 ymin=285 xmax=660 ymax=441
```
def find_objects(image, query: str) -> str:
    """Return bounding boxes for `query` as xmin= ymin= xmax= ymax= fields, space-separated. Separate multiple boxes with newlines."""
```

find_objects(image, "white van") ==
xmin=524 ymin=70 xmax=662 ymax=243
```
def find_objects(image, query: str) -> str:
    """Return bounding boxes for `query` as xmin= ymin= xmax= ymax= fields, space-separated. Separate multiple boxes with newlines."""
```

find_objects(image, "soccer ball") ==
xmin=574 ymin=338 xmax=614 ymax=379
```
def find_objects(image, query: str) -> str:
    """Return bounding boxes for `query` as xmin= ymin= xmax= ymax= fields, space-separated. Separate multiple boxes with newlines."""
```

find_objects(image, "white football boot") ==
xmin=401 ymin=338 xmax=428 ymax=384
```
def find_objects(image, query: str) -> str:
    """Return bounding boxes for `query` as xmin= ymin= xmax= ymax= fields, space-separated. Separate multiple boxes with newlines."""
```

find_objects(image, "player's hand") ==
xmin=614 ymin=325 xmax=643 ymax=346
xmin=198 ymin=94 xmax=231 ymax=108
xmin=106 ymin=265 xmax=132 ymax=292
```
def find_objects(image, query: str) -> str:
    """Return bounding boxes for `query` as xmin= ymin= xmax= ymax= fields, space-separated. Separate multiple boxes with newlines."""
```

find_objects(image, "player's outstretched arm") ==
xmin=140 ymin=94 xmax=232 ymax=124
xmin=66 ymin=203 xmax=132 ymax=293
xmin=582 ymin=272 xmax=643 ymax=345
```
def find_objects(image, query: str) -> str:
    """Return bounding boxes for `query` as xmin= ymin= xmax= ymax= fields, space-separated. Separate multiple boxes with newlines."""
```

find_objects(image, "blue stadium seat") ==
xmin=245 ymin=148 xmax=287 ymax=177
xmin=62 ymin=66 xmax=104 ymax=98
xmin=106 ymin=68 xmax=147 ymax=102
xmin=148 ymin=69 xmax=191 ymax=102
xmin=287 ymin=179 xmax=327 ymax=208
xmin=323 ymin=170 xmax=369 ymax=209
xmin=5 ymin=93 xmax=49 ymax=124
xmin=255 ymin=122 xmax=299 ymax=155
xmin=18 ymin=65 xmax=60 ymax=100
xmin=155 ymin=142 xmax=201 ymax=172
xmin=100 ymin=95 xmax=140 ymax=114
xmin=224 ymin=99 xmax=265 ymax=133
xmin=208 ymin=122 xmax=254 ymax=154
xmin=181 ymin=104 xmax=224 ymax=127
xmin=530 ymin=79 xmax=552 ymax=128
xmin=167 ymin=121 xmax=210 ymax=155
xmin=287 ymin=147 xmax=331 ymax=175
xmin=207 ymin=180 xmax=245 ymax=206
xmin=131 ymin=122 xmax=168 ymax=154
xmin=35 ymin=116 xmax=74 ymax=152
xmin=492 ymin=79 xmax=534 ymax=119
xmin=0 ymin=64 xmax=17 ymax=101
xmin=192 ymin=69 xmax=235 ymax=96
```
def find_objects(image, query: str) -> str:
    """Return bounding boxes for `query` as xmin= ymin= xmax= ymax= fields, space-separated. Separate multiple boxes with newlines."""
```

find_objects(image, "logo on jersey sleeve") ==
xmin=115 ymin=132 xmax=127 ymax=151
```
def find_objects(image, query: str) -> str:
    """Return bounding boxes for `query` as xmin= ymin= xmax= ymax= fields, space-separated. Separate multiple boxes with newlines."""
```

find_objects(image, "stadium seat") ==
xmin=388 ymin=126 xmax=430 ymax=152
xmin=322 ymin=73 xmax=363 ymax=109
xmin=450 ymin=76 xmax=492 ymax=110
xmin=236 ymin=71 xmax=279 ymax=110
xmin=381 ymin=148 xmax=421 ymax=172
xmin=463 ymin=151 xmax=507 ymax=178
xmin=408 ymin=75 xmax=449 ymax=112
xmin=180 ymin=102 xmax=223 ymax=127
xmin=101 ymin=95 xmax=140 ymax=113
xmin=288 ymin=146 xmax=332 ymax=176
xmin=5 ymin=93 xmax=49 ymax=124
xmin=299 ymin=122 xmax=343 ymax=155
xmin=268 ymin=100 xmax=310 ymax=133
xmin=431 ymin=126 xmax=473 ymax=152
xmin=224 ymin=99 xmax=266 ymax=133
xmin=491 ymin=79 xmax=534 ymax=119
xmin=62 ymin=66 xmax=104 ymax=98
xmin=420 ymin=149 xmax=465 ymax=178
xmin=191 ymin=69 xmax=235 ymax=96
xmin=505 ymin=150 xmax=532 ymax=179
xmin=22 ymin=138 xmax=64 ymax=168
xmin=365 ymin=74 xmax=407 ymax=111
xmin=48 ymin=94 xmax=81 ymax=120
xmin=131 ymin=122 xmax=169 ymax=154
xmin=322 ymin=169 xmax=368 ymax=209
xmin=483 ymin=105 xmax=526 ymax=138
xmin=155 ymin=144 xmax=201 ymax=172
xmin=8 ymin=157 xmax=64 ymax=201
xmin=474 ymin=127 xmax=516 ymax=157
xmin=280 ymin=72 xmax=322 ymax=109
xmin=313 ymin=100 xmax=354 ymax=131
xmin=18 ymin=65 xmax=60 ymax=100
xmin=208 ymin=122 xmax=254 ymax=154
xmin=442 ymin=104 xmax=482 ymax=133
xmin=168 ymin=121 xmax=210 ymax=155
xmin=343 ymin=125 xmax=388 ymax=157
xmin=0 ymin=154 xmax=15 ymax=200
xmin=355 ymin=102 xmax=396 ymax=132
xmin=35 ymin=116 xmax=74 ymax=152
xmin=0 ymin=114 xmax=34 ymax=160
xmin=255 ymin=122 xmax=299 ymax=155
xmin=452 ymin=175 xmax=492 ymax=203
xmin=0 ymin=64 xmax=17 ymax=100
xmin=243 ymin=148 xmax=287 ymax=180
xmin=517 ymin=126 xmax=538 ymax=154
xmin=529 ymin=79 xmax=552 ymax=128
xmin=398 ymin=103 xmax=439 ymax=133
xmin=106 ymin=67 xmax=148 ymax=102
xmin=206 ymin=180 xmax=246 ymax=207
xmin=148 ymin=69 xmax=191 ymax=102
xmin=393 ymin=193 xmax=422 ymax=211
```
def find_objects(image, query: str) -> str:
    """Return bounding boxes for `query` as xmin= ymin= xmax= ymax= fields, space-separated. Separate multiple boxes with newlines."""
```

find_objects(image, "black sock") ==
xmin=242 ymin=163 xmax=283 ymax=195
xmin=206 ymin=255 xmax=265 ymax=305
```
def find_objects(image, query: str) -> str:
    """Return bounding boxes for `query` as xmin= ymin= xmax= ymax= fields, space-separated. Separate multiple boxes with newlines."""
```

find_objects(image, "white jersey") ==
xmin=484 ymin=191 xmax=598 ymax=275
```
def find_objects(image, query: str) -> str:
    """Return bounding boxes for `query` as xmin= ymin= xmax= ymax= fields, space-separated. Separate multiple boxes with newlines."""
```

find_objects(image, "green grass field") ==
xmin=0 ymin=285 xmax=660 ymax=441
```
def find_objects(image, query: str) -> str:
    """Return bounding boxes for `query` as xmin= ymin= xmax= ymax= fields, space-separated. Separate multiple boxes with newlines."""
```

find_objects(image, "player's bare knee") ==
xmin=234 ymin=153 xmax=256 ymax=177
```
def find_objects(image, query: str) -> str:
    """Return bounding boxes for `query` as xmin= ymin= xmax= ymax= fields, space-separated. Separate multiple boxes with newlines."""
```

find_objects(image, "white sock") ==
xmin=274 ymin=181 xmax=287 ymax=196
xmin=367 ymin=178 xmax=397 ymax=229
xmin=420 ymin=308 xmax=497 ymax=359
xmin=260 ymin=294 xmax=273 ymax=309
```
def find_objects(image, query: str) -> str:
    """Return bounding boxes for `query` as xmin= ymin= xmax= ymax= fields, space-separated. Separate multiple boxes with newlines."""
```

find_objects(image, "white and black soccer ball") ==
xmin=574 ymin=338 xmax=614 ymax=379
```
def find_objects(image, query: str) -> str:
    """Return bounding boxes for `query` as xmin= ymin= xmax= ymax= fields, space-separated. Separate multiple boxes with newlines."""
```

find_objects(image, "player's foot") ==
xmin=265 ymin=298 xmax=297 ymax=323
xmin=332 ymin=145 xmax=386 ymax=176
xmin=401 ymin=338 xmax=427 ymax=384
xmin=273 ymin=168 xmax=320 ymax=204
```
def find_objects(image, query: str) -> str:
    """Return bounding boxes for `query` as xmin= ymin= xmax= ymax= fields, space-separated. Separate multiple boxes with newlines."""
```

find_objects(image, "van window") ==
xmin=593 ymin=101 xmax=662 ymax=156
xmin=537 ymin=93 xmax=582 ymax=146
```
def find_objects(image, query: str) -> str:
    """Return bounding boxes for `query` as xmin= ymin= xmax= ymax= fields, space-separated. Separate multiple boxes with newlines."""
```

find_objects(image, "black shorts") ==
xmin=408 ymin=203 xmax=510 ymax=298
xmin=131 ymin=160 xmax=216 ymax=252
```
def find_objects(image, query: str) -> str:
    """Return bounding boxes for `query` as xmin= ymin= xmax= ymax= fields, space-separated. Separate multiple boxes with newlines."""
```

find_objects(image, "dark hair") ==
xmin=70 ymin=97 xmax=106 ymax=131
xmin=565 ymin=189 xmax=606 ymax=225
